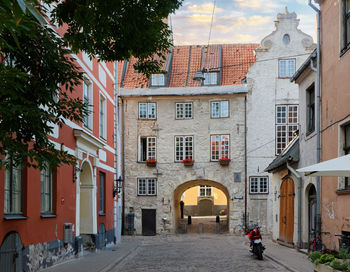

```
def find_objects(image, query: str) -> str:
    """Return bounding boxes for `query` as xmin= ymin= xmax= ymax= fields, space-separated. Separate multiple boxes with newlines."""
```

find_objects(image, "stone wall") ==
xmin=122 ymin=93 xmax=246 ymax=234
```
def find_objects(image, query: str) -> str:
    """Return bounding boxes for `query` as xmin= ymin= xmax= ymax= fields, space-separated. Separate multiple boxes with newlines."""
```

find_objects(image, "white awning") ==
xmin=297 ymin=154 xmax=350 ymax=177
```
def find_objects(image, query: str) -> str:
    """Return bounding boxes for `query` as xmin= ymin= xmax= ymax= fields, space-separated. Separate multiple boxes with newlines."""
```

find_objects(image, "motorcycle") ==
xmin=246 ymin=225 xmax=265 ymax=260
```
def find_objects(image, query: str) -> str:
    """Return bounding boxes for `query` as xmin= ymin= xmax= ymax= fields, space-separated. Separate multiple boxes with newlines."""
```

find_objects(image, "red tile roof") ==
xmin=121 ymin=44 xmax=258 ymax=88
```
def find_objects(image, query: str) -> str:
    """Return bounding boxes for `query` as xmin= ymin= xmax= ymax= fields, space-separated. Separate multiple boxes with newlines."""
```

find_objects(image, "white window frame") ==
xmin=175 ymin=136 xmax=194 ymax=162
xmin=151 ymin=74 xmax=165 ymax=87
xmin=210 ymin=135 xmax=230 ymax=161
xmin=176 ymin=102 xmax=193 ymax=119
xmin=83 ymin=78 xmax=93 ymax=130
xmin=249 ymin=176 xmax=269 ymax=194
xmin=99 ymin=94 xmax=107 ymax=139
xmin=4 ymin=159 xmax=23 ymax=215
xmin=275 ymin=105 xmax=298 ymax=154
xmin=139 ymin=137 xmax=156 ymax=162
xmin=203 ymin=72 xmax=218 ymax=85
xmin=199 ymin=185 xmax=212 ymax=197
xmin=139 ymin=102 xmax=156 ymax=119
xmin=211 ymin=101 xmax=229 ymax=118
xmin=41 ymin=163 xmax=53 ymax=214
xmin=279 ymin=59 xmax=296 ymax=78
xmin=137 ymin=178 xmax=157 ymax=196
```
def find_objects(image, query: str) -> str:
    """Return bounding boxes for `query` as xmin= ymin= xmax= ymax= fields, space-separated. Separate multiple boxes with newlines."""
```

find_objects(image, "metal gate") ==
xmin=0 ymin=232 xmax=23 ymax=272
xmin=142 ymin=209 xmax=156 ymax=236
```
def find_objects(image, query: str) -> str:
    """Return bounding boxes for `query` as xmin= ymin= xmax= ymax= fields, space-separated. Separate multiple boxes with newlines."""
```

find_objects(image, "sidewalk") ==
xmin=263 ymin=239 xmax=314 ymax=272
xmin=41 ymin=239 xmax=140 ymax=272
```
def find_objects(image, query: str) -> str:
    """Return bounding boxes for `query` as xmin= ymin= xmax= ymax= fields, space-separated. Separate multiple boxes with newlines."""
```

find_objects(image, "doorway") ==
xmin=308 ymin=184 xmax=316 ymax=249
xmin=279 ymin=178 xmax=295 ymax=244
xmin=0 ymin=232 xmax=23 ymax=272
xmin=142 ymin=209 xmax=156 ymax=236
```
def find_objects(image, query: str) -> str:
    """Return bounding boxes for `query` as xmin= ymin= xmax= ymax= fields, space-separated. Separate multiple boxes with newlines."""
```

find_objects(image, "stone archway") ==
xmin=0 ymin=232 xmax=23 ymax=272
xmin=79 ymin=160 xmax=95 ymax=235
xmin=173 ymin=180 xmax=230 ymax=233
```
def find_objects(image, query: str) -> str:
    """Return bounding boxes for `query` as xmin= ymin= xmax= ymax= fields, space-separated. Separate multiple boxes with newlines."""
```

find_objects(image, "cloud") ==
xmin=233 ymin=0 xmax=280 ymax=12
xmin=187 ymin=2 xmax=224 ymax=14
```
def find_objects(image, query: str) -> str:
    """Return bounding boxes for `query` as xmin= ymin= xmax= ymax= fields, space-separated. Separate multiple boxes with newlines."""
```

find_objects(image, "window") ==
xmin=176 ymin=102 xmax=193 ymax=119
xmin=175 ymin=136 xmax=193 ymax=161
xmin=279 ymin=59 xmax=295 ymax=78
xmin=283 ymin=34 xmax=290 ymax=45
xmin=211 ymin=101 xmax=229 ymax=118
xmin=139 ymin=137 xmax=156 ymax=162
xmin=276 ymin=105 xmax=298 ymax=154
xmin=306 ymin=83 xmax=315 ymax=134
xmin=199 ymin=185 xmax=212 ymax=197
xmin=41 ymin=163 xmax=53 ymax=214
xmin=4 ymin=160 xmax=23 ymax=215
xmin=99 ymin=95 xmax=106 ymax=139
xmin=211 ymin=135 xmax=230 ymax=161
xmin=138 ymin=178 xmax=157 ymax=195
xmin=83 ymin=79 xmax=93 ymax=129
xmin=344 ymin=124 xmax=350 ymax=189
xmin=151 ymin=74 xmax=165 ymax=86
xmin=99 ymin=172 xmax=105 ymax=214
xmin=249 ymin=177 xmax=268 ymax=194
xmin=139 ymin=103 xmax=156 ymax=119
xmin=204 ymin=72 xmax=218 ymax=85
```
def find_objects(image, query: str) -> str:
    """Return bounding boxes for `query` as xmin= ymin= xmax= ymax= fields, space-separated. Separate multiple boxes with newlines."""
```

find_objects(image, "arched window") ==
xmin=283 ymin=34 xmax=290 ymax=45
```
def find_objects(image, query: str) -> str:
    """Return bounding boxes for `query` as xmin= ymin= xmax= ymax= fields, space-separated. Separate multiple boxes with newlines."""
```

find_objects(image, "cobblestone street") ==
xmin=43 ymin=234 xmax=313 ymax=272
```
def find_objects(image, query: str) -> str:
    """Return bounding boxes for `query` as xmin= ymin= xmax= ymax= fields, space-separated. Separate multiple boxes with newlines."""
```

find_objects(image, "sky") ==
xmin=170 ymin=0 xmax=316 ymax=45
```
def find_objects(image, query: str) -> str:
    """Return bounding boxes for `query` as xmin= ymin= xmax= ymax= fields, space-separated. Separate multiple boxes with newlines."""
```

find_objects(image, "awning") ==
xmin=297 ymin=154 xmax=350 ymax=177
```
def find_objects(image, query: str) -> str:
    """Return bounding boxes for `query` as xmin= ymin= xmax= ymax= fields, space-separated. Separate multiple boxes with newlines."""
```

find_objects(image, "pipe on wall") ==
xmin=308 ymin=0 xmax=322 ymax=251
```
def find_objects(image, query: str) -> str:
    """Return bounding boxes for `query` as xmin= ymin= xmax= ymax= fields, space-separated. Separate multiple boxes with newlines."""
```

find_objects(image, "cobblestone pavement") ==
xmin=108 ymin=234 xmax=285 ymax=272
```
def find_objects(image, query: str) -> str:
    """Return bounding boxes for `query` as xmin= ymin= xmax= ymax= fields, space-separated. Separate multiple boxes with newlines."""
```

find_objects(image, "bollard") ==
xmin=216 ymin=215 xmax=220 ymax=223
xmin=188 ymin=215 xmax=192 ymax=225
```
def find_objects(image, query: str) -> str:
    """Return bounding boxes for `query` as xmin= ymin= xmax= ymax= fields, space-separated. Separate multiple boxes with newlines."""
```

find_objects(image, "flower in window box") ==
xmin=182 ymin=158 xmax=194 ymax=166
xmin=145 ymin=158 xmax=157 ymax=167
xmin=218 ymin=157 xmax=230 ymax=166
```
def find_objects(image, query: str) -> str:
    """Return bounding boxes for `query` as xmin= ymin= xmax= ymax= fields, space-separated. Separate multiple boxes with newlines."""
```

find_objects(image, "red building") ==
xmin=0 ymin=24 xmax=118 ymax=272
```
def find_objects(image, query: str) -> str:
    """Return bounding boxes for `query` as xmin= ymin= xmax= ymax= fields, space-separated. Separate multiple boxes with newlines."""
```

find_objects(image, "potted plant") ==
xmin=182 ymin=158 xmax=194 ymax=166
xmin=218 ymin=157 xmax=231 ymax=166
xmin=145 ymin=158 xmax=157 ymax=167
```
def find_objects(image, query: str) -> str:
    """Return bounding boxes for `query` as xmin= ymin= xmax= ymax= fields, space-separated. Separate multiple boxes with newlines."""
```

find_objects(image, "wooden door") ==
xmin=142 ymin=209 xmax=156 ymax=236
xmin=279 ymin=178 xmax=295 ymax=244
xmin=0 ymin=232 xmax=23 ymax=272
xmin=199 ymin=199 xmax=213 ymax=216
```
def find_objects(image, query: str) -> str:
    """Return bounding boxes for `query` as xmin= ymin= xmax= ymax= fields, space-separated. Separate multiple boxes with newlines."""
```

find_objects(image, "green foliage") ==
xmin=0 ymin=0 xmax=86 ymax=169
xmin=49 ymin=0 xmax=183 ymax=75
xmin=309 ymin=251 xmax=322 ymax=263
xmin=319 ymin=254 xmax=335 ymax=264
xmin=339 ymin=248 xmax=350 ymax=260
xmin=329 ymin=259 xmax=350 ymax=271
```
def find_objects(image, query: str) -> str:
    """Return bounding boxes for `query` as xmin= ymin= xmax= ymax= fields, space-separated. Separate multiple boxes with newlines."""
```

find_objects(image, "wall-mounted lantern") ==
xmin=113 ymin=176 xmax=123 ymax=198
xmin=72 ymin=166 xmax=83 ymax=183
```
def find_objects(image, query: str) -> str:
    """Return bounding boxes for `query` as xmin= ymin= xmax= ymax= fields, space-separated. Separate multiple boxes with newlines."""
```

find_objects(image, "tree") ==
xmin=0 ymin=0 xmax=182 ymax=169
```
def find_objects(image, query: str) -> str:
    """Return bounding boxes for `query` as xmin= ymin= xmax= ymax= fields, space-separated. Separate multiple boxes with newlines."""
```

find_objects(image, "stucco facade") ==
xmin=318 ymin=0 xmax=350 ymax=250
xmin=120 ymin=87 xmax=247 ymax=234
xmin=246 ymin=8 xmax=315 ymax=232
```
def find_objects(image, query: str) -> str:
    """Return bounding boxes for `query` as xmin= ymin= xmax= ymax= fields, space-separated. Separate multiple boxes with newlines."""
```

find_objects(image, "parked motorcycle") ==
xmin=246 ymin=225 xmax=265 ymax=260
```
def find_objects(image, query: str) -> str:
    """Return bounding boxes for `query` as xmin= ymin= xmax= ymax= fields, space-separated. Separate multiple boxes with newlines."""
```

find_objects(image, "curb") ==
xmin=99 ymin=243 xmax=139 ymax=272
xmin=264 ymin=253 xmax=300 ymax=272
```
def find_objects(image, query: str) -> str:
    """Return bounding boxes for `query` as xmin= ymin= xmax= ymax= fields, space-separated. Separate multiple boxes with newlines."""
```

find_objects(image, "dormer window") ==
xmin=151 ymin=74 xmax=165 ymax=87
xmin=203 ymin=72 xmax=218 ymax=85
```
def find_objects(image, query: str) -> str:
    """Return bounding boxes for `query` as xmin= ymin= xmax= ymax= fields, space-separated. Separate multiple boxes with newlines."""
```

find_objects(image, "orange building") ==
xmin=0 ymin=22 xmax=117 ymax=272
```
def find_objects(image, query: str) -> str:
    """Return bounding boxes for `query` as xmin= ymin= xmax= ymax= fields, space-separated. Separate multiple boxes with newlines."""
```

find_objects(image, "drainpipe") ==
xmin=244 ymin=94 xmax=248 ymax=230
xmin=121 ymin=98 xmax=126 ymax=235
xmin=114 ymin=61 xmax=118 ymax=243
xmin=308 ymin=0 xmax=322 ymax=251
xmin=287 ymin=162 xmax=302 ymax=249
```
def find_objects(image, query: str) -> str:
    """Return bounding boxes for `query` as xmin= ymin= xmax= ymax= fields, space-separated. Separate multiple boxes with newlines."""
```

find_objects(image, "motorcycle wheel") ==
xmin=256 ymin=244 xmax=263 ymax=260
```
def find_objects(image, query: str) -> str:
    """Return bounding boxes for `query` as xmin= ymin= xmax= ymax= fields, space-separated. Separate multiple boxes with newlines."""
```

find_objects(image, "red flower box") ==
xmin=145 ymin=158 xmax=157 ymax=167
xmin=218 ymin=157 xmax=230 ymax=166
xmin=182 ymin=158 xmax=194 ymax=166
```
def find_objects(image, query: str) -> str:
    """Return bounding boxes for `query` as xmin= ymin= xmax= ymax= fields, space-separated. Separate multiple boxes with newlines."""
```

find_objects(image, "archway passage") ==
xmin=0 ymin=232 xmax=23 ymax=272
xmin=174 ymin=180 xmax=230 ymax=234
xmin=279 ymin=178 xmax=295 ymax=244
xmin=79 ymin=161 xmax=94 ymax=234
xmin=308 ymin=184 xmax=316 ymax=250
